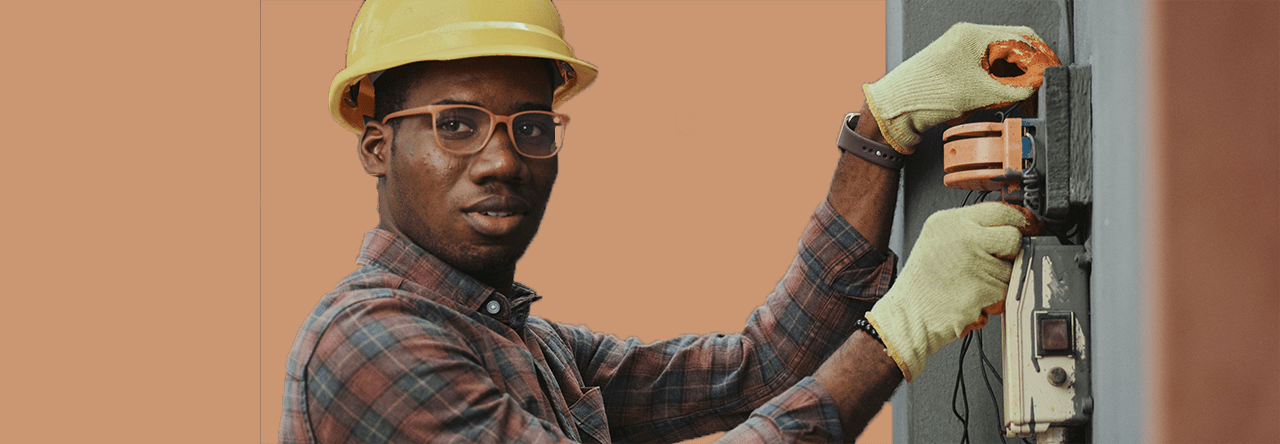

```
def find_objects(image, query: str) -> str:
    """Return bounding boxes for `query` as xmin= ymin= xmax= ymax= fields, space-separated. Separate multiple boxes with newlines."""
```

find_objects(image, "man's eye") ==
xmin=438 ymin=120 xmax=475 ymax=134
xmin=515 ymin=123 xmax=546 ymax=137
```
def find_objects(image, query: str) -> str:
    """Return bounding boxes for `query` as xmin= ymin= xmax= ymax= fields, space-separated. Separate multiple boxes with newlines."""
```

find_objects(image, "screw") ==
xmin=1048 ymin=367 xmax=1069 ymax=386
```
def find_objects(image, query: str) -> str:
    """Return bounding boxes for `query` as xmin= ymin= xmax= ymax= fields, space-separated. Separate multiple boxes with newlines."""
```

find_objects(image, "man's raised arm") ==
xmin=807 ymin=22 xmax=1061 ymax=439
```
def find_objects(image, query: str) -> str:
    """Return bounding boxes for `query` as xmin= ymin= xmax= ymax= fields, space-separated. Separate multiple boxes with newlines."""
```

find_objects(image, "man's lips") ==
xmin=461 ymin=196 xmax=532 ymax=237
xmin=462 ymin=195 xmax=532 ymax=215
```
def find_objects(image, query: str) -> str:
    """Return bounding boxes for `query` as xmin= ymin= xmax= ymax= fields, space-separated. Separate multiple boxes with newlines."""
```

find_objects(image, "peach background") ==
xmin=3 ymin=1 xmax=262 ymax=443
xmin=1 ymin=1 xmax=889 ymax=443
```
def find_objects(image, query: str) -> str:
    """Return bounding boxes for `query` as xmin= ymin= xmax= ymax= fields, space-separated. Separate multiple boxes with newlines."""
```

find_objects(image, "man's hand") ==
xmin=865 ymin=202 xmax=1031 ymax=381
xmin=863 ymin=23 xmax=1061 ymax=154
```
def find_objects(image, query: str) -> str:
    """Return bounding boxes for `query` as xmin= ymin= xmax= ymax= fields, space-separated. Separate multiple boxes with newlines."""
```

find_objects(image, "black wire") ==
xmin=961 ymin=190 xmax=1000 ymax=208
xmin=952 ymin=334 xmax=974 ymax=443
xmin=976 ymin=329 xmax=1007 ymax=442
xmin=957 ymin=186 xmax=1004 ymax=444
xmin=956 ymin=168 xmax=1015 ymax=444
xmin=978 ymin=332 xmax=1003 ymax=384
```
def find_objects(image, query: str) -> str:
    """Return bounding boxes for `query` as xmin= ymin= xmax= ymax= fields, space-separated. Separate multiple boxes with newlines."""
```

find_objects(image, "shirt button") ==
xmin=485 ymin=300 xmax=501 ymax=315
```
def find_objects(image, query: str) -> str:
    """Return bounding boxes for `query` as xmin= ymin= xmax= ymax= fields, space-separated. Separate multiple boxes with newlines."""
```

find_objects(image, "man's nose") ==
xmin=468 ymin=123 xmax=528 ymax=184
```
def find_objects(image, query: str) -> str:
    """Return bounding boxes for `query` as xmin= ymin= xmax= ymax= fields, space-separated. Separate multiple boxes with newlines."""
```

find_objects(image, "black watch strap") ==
xmin=837 ymin=113 xmax=904 ymax=169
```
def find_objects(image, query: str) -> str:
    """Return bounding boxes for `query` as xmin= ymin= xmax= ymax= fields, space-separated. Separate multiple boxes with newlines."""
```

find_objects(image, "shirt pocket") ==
xmin=569 ymin=386 xmax=610 ymax=444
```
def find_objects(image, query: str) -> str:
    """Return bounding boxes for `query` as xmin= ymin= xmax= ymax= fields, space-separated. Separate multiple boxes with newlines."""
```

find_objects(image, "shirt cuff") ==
xmin=802 ymin=200 xmax=899 ymax=301
xmin=736 ymin=376 xmax=845 ymax=442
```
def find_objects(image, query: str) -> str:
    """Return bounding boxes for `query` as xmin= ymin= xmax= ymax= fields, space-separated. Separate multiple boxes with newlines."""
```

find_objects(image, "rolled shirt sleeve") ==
xmin=551 ymin=200 xmax=897 ymax=442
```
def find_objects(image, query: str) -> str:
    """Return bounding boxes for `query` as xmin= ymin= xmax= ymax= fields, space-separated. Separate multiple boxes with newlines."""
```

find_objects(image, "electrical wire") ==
xmin=952 ymin=333 xmax=974 ymax=444
xmin=976 ymin=330 xmax=1006 ymax=442
xmin=993 ymin=101 xmax=1024 ymax=121
xmin=976 ymin=328 xmax=1040 ymax=444
xmin=952 ymin=193 xmax=979 ymax=444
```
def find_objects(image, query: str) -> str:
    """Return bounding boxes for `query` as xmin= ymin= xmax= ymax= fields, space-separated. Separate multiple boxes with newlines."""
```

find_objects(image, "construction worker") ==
xmin=279 ymin=1 xmax=1058 ymax=442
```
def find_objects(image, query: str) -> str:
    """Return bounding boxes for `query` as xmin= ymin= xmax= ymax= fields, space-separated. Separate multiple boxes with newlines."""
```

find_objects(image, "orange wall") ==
xmin=2 ymin=1 xmax=890 ymax=443
xmin=1147 ymin=1 xmax=1280 ymax=442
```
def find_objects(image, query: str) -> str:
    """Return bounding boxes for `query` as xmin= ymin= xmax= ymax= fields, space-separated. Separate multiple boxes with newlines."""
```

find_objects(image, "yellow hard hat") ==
xmin=328 ymin=0 xmax=598 ymax=134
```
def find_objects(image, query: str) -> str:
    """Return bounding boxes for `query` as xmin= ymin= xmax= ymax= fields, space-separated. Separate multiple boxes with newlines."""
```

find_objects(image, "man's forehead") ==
xmin=400 ymin=57 xmax=555 ymax=106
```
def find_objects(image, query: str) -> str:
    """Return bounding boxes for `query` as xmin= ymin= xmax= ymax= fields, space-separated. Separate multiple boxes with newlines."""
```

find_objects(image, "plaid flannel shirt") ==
xmin=280 ymin=200 xmax=896 ymax=443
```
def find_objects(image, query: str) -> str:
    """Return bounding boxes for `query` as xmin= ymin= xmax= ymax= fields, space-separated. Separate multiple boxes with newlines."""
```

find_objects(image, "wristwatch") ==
xmin=837 ymin=113 xmax=904 ymax=169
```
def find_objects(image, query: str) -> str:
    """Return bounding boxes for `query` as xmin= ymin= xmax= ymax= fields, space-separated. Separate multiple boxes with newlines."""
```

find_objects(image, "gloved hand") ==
xmin=863 ymin=22 xmax=1062 ymax=154
xmin=864 ymin=203 xmax=1032 ymax=382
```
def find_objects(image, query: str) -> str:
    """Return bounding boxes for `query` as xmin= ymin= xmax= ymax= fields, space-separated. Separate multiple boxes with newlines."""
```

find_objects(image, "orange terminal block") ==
xmin=941 ymin=118 xmax=1029 ymax=200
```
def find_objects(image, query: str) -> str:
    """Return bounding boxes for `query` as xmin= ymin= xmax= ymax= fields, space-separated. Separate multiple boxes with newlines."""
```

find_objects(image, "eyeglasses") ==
xmin=382 ymin=104 xmax=570 ymax=159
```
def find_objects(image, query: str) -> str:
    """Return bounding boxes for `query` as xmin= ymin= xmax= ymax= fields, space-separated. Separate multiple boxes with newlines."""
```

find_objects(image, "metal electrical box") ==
xmin=1002 ymin=238 xmax=1092 ymax=441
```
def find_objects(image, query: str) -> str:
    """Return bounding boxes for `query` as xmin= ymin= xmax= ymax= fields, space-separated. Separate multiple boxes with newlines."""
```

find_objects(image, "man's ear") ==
xmin=358 ymin=121 xmax=391 ymax=177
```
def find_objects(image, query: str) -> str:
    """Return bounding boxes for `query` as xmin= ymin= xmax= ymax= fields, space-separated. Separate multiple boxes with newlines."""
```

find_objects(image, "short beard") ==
xmin=422 ymin=231 xmax=533 ymax=287
xmin=389 ymin=198 xmax=547 ymax=292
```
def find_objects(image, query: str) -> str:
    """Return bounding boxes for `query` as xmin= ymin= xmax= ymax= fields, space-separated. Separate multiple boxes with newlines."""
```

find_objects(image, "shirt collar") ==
xmin=355 ymin=229 xmax=541 ymax=330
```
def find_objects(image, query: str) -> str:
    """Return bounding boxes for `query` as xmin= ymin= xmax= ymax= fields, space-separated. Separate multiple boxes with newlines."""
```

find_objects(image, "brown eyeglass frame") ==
xmin=381 ymin=104 xmax=570 ymax=159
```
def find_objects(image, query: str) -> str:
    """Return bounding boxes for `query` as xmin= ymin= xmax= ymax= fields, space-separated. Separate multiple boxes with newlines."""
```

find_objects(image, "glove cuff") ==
xmin=866 ymin=305 xmax=927 ymax=382
xmin=862 ymin=83 xmax=915 ymax=155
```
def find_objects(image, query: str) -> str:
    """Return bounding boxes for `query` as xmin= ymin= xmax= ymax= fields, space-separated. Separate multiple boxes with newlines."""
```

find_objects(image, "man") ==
xmin=280 ymin=0 xmax=1058 ymax=442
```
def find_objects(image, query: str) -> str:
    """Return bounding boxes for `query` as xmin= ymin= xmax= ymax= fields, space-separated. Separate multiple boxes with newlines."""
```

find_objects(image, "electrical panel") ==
xmin=1002 ymin=238 xmax=1091 ymax=440
xmin=940 ymin=65 xmax=1094 ymax=442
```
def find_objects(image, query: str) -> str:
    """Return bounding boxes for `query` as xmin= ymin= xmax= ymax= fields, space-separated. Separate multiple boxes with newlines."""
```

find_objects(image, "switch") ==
xmin=1038 ymin=313 xmax=1073 ymax=356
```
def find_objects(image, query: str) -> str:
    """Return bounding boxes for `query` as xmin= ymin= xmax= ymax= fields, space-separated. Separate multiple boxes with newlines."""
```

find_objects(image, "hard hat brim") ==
xmin=329 ymin=45 xmax=597 ymax=134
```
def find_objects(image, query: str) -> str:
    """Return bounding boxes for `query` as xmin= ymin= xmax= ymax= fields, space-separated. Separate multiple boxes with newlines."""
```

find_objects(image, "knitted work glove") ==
xmin=863 ymin=22 xmax=1061 ymax=154
xmin=865 ymin=203 xmax=1032 ymax=382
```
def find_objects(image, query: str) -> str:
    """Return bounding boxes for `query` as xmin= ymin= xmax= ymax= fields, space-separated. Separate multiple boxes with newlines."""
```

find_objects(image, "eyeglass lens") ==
xmin=433 ymin=107 xmax=565 ymax=157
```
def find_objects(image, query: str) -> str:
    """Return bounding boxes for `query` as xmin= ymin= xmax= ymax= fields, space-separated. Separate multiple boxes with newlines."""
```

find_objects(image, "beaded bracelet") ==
xmin=853 ymin=318 xmax=886 ymax=346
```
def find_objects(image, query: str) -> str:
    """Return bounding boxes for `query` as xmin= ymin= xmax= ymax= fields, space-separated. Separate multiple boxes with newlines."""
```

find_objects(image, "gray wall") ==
xmin=1069 ymin=1 xmax=1147 ymax=442
xmin=885 ymin=1 xmax=1146 ymax=442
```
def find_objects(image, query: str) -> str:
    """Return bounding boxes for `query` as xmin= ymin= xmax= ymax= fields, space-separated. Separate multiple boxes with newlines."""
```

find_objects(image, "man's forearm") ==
xmin=817 ymin=100 xmax=905 ymax=439
xmin=812 ymin=330 xmax=904 ymax=439
xmin=826 ymin=101 xmax=900 ymax=252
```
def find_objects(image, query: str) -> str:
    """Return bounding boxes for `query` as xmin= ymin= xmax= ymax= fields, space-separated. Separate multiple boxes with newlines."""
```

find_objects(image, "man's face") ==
xmin=373 ymin=57 xmax=557 ymax=283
